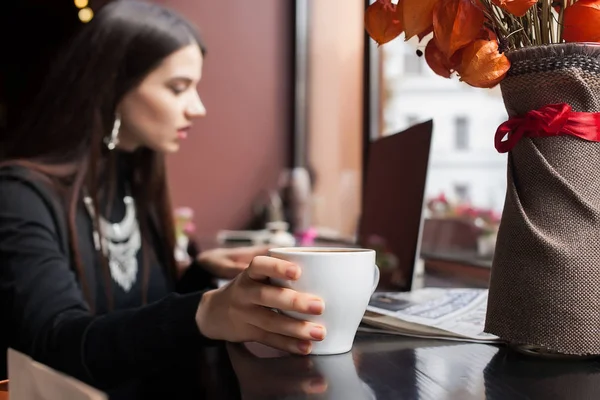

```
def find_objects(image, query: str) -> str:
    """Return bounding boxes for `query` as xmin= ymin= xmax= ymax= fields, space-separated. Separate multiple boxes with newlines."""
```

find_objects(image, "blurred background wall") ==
xmin=153 ymin=0 xmax=295 ymax=237
xmin=0 ymin=0 xmax=295 ymax=238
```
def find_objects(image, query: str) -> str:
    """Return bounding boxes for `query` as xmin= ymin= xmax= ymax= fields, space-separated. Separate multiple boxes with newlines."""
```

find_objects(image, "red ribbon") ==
xmin=495 ymin=103 xmax=600 ymax=153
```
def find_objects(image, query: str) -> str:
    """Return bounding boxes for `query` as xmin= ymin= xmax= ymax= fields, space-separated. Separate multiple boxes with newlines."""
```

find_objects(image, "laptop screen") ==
xmin=358 ymin=120 xmax=433 ymax=292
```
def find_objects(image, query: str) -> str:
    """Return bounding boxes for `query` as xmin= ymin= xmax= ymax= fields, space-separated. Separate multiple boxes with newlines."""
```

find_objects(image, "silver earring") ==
xmin=105 ymin=115 xmax=121 ymax=150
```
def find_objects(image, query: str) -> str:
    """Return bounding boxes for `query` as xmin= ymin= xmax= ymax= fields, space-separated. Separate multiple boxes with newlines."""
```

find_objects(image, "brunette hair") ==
xmin=1 ymin=0 xmax=206 ymax=311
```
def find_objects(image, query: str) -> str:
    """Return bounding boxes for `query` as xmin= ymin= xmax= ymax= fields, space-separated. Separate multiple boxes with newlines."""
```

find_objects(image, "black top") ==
xmin=0 ymin=160 xmax=216 ymax=388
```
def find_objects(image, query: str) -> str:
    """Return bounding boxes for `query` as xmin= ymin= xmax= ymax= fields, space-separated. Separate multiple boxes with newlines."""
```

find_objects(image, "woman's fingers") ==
xmin=199 ymin=255 xmax=328 ymax=350
xmin=246 ymin=256 xmax=301 ymax=281
xmin=248 ymin=282 xmax=324 ymax=316
xmin=247 ymin=325 xmax=315 ymax=355
xmin=244 ymin=256 xmax=325 ymax=315
xmin=246 ymin=306 xmax=326 ymax=342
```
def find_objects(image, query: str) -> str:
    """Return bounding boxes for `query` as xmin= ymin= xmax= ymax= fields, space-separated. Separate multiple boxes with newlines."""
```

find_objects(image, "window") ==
xmin=455 ymin=116 xmax=469 ymax=150
xmin=403 ymin=52 xmax=422 ymax=75
xmin=407 ymin=115 xmax=420 ymax=128
xmin=454 ymin=184 xmax=470 ymax=203
xmin=374 ymin=36 xmax=508 ymax=215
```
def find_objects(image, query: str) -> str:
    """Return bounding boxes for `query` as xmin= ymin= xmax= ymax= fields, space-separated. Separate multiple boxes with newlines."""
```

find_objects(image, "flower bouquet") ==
xmin=366 ymin=1 xmax=600 ymax=356
xmin=426 ymin=194 xmax=501 ymax=256
xmin=365 ymin=0 xmax=597 ymax=87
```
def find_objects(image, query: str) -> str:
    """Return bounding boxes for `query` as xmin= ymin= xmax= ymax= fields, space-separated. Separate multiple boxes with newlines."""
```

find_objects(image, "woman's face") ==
xmin=116 ymin=43 xmax=206 ymax=153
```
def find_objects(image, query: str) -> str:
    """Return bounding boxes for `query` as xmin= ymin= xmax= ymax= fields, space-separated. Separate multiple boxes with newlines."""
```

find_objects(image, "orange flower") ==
xmin=418 ymin=26 xmax=434 ymax=42
xmin=365 ymin=0 xmax=404 ymax=45
xmin=553 ymin=0 xmax=564 ymax=12
xmin=492 ymin=0 xmax=536 ymax=17
xmin=478 ymin=27 xmax=498 ymax=42
xmin=457 ymin=39 xmax=511 ymax=88
xmin=425 ymin=38 xmax=460 ymax=78
xmin=433 ymin=0 xmax=485 ymax=58
xmin=403 ymin=0 xmax=439 ymax=40
xmin=563 ymin=0 xmax=600 ymax=43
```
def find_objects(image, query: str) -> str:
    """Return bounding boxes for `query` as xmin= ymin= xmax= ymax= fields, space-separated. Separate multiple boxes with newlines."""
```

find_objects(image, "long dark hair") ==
xmin=1 ymin=0 xmax=206 ymax=312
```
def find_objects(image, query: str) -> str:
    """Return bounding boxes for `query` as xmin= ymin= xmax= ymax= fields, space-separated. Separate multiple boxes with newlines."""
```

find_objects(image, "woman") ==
xmin=0 ymin=1 xmax=326 ymax=388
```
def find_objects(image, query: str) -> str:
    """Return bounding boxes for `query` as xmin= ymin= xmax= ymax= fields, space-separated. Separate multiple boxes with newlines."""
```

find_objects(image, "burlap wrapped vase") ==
xmin=485 ymin=43 xmax=600 ymax=356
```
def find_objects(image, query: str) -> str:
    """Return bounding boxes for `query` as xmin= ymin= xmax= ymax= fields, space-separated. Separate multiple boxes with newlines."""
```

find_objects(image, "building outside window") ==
xmin=379 ymin=35 xmax=508 ymax=212
xmin=455 ymin=116 xmax=469 ymax=150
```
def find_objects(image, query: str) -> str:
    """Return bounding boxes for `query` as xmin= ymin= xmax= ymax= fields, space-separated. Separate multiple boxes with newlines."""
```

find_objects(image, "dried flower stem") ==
xmin=558 ymin=5 xmax=565 ymax=41
xmin=541 ymin=0 xmax=550 ymax=44
xmin=477 ymin=0 xmax=581 ymax=50
xmin=532 ymin=6 xmax=540 ymax=45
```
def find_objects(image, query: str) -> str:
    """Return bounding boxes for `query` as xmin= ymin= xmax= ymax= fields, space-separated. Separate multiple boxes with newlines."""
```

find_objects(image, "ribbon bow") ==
xmin=495 ymin=103 xmax=600 ymax=153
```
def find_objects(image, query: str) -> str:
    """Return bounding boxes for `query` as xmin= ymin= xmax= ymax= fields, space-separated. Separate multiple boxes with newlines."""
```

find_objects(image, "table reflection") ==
xmin=228 ymin=342 xmax=375 ymax=400
xmin=413 ymin=344 xmax=498 ymax=399
xmin=104 ymin=333 xmax=600 ymax=400
xmin=484 ymin=349 xmax=600 ymax=400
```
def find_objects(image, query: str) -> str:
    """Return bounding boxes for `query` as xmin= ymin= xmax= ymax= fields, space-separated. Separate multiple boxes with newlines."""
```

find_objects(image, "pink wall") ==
xmin=155 ymin=0 xmax=293 ymax=237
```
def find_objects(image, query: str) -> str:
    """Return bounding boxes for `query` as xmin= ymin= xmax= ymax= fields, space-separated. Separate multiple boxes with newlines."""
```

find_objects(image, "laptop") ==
xmin=358 ymin=120 xmax=433 ymax=293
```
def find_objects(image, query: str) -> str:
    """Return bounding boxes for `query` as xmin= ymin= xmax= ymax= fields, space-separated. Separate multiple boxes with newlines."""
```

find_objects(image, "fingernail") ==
xmin=298 ymin=341 xmax=311 ymax=354
xmin=286 ymin=265 xmax=299 ymax=279
xmin=310 ymin=326 xmax=325 ymax=340
xmin=308 ymin=300 xmax=324 ymax=314
xmin=310 ymin=377 xmax=327 ymax=389
xmin=304 ymin=377 xmax=328 ymax=394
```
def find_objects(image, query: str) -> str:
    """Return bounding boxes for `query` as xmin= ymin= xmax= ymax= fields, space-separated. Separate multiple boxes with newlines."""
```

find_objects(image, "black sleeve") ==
xmin=176 ymin=260 xmax=217 ymax=294
xmin=0 ymin=179 xmax=215 ymax=388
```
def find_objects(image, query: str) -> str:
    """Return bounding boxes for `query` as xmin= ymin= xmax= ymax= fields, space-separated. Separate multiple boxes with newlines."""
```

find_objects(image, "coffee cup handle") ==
xmin=372 ymin=265 xmax=380 ymax=293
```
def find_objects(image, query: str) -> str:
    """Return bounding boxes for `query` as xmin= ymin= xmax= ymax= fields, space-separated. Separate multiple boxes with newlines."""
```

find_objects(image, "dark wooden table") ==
xmin=106 ymin=331 xmax=600 ymax=399
xmin=102 ymin=239 xmax=595 ymax=399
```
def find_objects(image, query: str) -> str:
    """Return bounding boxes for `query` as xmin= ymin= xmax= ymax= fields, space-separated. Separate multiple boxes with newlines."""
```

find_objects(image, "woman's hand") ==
xmin=195 ymin=256 xmax=326 ymax=355
xmin=196 ymin=245 xmax=270 ymax=279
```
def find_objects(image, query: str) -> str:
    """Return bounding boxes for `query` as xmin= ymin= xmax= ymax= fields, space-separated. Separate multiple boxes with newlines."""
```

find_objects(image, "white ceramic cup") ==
xmin=269 ymin=247 xmax=380 ymax=355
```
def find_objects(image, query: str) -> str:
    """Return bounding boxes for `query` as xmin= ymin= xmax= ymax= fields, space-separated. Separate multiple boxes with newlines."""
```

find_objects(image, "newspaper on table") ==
xmin=361 ymin=288 xmax=500 ymax=344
